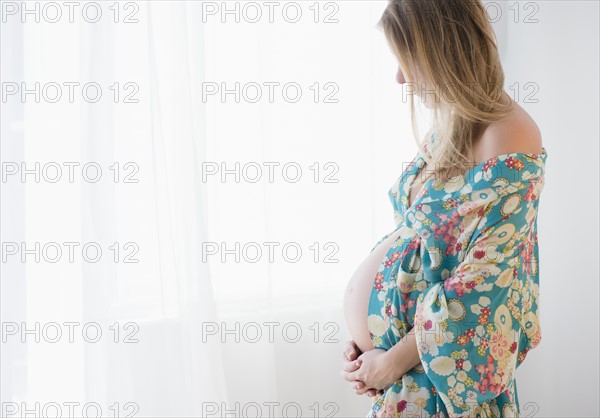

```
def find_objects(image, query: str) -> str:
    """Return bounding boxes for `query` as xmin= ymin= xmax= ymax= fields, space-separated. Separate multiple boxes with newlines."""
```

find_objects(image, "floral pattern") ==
xmin=366 ymin=133 xmax=548 ymax=417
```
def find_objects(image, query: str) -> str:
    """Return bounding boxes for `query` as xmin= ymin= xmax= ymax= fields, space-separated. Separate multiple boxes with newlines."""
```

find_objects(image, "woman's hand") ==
xmin=346 ymin=348 xmax=402 ymax=395
xmin=340 ymin=340 xmax=384 ymax=397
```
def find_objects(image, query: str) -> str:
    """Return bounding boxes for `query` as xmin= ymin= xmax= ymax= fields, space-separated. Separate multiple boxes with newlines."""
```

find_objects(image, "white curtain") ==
xmin=1 ymin=2 xmax=227 ymax=416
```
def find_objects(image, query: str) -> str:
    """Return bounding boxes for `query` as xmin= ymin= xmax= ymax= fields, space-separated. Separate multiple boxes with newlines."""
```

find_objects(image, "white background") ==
xmin=1 ymin=1 xmax=598 ymax=417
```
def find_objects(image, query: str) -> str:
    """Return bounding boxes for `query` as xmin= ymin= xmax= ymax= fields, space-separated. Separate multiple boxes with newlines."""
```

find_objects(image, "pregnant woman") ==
xmin=341 ymin=1 xmax=548 ymax=417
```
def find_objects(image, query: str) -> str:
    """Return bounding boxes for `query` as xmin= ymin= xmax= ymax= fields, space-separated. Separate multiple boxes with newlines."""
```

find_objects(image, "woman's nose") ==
xmin=396 ymin=67 xmax=406 ymax=84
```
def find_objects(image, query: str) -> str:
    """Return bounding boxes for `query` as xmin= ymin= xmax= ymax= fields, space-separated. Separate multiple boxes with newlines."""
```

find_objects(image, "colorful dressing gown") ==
xmin=366 ymin=133 xmax=548 ymax=417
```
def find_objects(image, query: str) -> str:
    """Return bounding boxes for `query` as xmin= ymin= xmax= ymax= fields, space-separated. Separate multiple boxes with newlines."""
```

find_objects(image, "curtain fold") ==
xmin=3 ymin=2 xmax=228 ymax=415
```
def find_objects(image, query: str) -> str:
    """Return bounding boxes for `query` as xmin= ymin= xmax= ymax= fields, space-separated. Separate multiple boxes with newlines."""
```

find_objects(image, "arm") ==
xmin=346 ymin=327 xmax=422 ymax=395
xmin=383 ymin=326 xmax=422 ymax=377
xmin=412 ymin=179 xmax=544 ymax=416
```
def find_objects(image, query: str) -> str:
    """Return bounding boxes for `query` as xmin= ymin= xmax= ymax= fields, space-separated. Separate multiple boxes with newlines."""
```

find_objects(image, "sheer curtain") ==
xmin=1 ymin=2 xmax=227 ymax=416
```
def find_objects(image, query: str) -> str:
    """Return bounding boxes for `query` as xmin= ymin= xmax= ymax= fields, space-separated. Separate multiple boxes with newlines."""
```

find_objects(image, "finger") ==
xmin=345 ymin=366 xmax=362 ymax=382
xmin=339 ymin=370 xmax=350 ymax=382
xmin=343 ymin=359 xmax=362 ymax=373
xmin=344 ymin=341 xmax=357 ymax=361
xmin=340 ymin=369 xmax=362 ymax=384
xmin=354 ymin=383 xmax=371 ymax=396
xmin=366 ymin=389 xmax=377 ymax=397
xmin=347 ymin=379 xmax=365 ymax=392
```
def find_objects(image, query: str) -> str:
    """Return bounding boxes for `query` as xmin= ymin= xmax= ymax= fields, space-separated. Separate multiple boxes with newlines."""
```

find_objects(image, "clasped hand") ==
xmin=339 ymin=340 xmax=400 ymax=397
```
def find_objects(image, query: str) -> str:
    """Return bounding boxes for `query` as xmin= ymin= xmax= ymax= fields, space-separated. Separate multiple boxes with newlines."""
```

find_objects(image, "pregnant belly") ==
xmin=343 ymin=231 xmax=401 ymax=354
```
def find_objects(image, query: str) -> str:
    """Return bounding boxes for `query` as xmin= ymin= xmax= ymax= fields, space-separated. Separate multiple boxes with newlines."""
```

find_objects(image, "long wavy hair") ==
xmin=378 ymin=0 xmax=513 ymax=184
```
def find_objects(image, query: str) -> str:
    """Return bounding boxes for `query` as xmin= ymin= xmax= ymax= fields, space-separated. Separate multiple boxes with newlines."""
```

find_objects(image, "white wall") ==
xmin=501 ymin=2 xmax=599 ymax=416
xmin=215 ymin=2 xmax=600 ymax=417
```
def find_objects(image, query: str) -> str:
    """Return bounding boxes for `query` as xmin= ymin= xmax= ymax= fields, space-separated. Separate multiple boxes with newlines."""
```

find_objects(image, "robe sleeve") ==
xmin=412 ymin=179 xmax=543 ymax=416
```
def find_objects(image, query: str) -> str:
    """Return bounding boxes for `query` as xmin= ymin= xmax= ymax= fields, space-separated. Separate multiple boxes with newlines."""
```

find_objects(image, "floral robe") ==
xmin=366 ymin=133 xmax=548 ymax=417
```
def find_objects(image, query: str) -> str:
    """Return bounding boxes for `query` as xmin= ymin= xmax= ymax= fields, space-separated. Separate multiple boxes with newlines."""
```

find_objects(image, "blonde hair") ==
xmin=378 ymin=0 xmax=513 ymax=184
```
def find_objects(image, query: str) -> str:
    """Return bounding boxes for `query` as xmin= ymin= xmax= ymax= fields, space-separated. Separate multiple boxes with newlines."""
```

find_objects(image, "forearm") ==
xmin=382 ymin=326 xmax=422 ymax=380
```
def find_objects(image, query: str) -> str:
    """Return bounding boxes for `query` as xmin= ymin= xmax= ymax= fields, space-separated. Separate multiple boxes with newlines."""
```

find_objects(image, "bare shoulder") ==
xmin=474 ymin=103 xmax=543 ymax=164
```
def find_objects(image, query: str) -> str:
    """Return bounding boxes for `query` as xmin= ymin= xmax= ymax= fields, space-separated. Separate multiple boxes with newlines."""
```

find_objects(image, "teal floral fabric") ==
xmin=366 ymin=133 xmax=548 ymax=417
